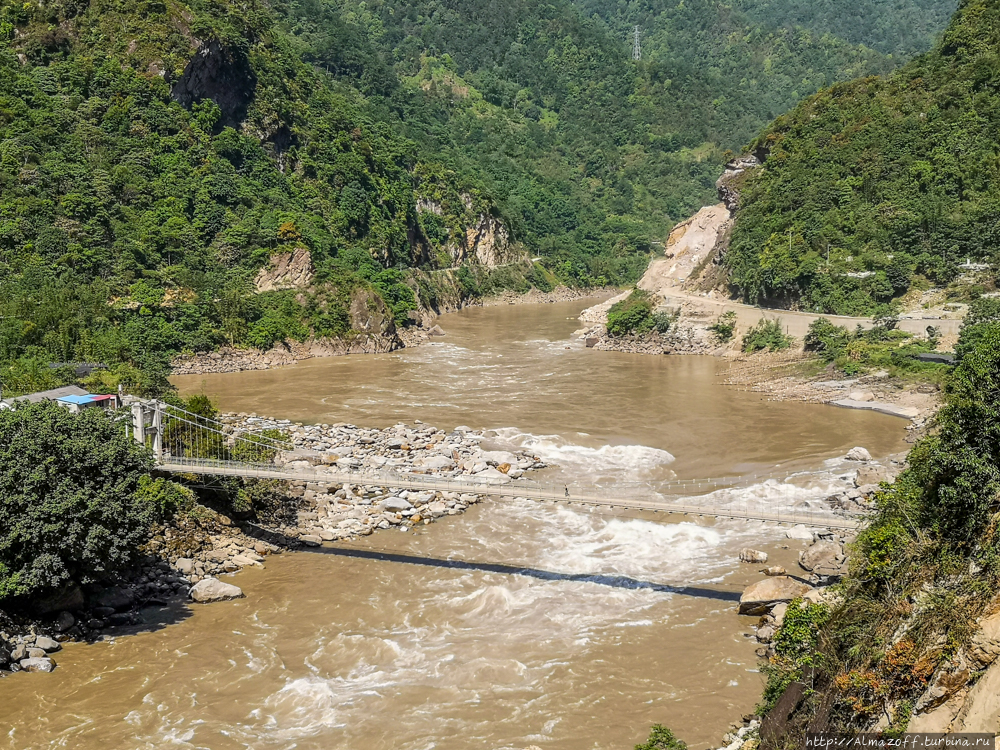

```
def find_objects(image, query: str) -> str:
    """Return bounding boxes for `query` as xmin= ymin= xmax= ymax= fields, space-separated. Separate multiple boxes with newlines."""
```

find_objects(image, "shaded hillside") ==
xmin=726 ymin=0 xmax=1000 ymax=314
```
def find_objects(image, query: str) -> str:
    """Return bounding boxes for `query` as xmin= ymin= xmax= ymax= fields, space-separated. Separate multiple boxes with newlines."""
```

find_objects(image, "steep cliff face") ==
xmin=415 ymin=197 xmax=525 ymax=269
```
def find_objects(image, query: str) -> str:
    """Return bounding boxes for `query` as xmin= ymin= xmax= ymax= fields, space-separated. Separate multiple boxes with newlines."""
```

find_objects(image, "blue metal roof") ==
xmin=57 ymin=394 xmax=102 ymax=405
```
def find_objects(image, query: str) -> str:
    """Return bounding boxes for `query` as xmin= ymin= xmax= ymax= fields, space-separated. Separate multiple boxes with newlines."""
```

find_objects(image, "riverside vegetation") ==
xmin=0 ymin=0 xmax=957 ymax=396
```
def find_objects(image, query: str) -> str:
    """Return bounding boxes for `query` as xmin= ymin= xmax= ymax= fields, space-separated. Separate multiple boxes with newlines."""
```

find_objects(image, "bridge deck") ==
xmin=159 ymin=458 xmax=859 ymax=530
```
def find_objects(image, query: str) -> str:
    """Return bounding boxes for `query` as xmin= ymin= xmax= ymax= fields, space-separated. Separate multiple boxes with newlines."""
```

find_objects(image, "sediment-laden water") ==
xmin=0 ymin=300 xmax=907 ymax=750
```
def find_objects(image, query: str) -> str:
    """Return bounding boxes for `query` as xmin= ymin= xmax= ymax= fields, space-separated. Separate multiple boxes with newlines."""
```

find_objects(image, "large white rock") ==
xmin=739 ymin=548 xmax=768 ymax=564
xmin=414 ymin=455 xmax=455 ymax=470
xmin=785 ymin=525 xmax=815 ymax=540
xmin=845 ymin=446 xmax=873 ymax=461
xmin=739 ymin=577 xmax=814 ymax=615
xmin=189 ymin=578 xmax=244 ymax=603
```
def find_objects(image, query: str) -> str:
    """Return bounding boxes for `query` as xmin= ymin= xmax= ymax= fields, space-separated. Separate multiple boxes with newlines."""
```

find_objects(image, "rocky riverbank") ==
xmin=707 ymin=447 xmax=903 ymax=750
xmin=0 ymin=417 xmax=547 ymax=676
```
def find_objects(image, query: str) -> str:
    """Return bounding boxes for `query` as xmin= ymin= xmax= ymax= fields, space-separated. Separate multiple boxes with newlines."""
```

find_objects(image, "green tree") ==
xmin=635 ymin=725 xmax=688 ymax=750
xmin=0 ymin=401 xmax=157 ymax=600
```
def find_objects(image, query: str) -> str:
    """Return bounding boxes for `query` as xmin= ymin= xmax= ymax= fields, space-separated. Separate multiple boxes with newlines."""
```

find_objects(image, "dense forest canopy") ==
xmin=726 ymin=0 xmax=1000 ymax=314
xmin=0 ymin=0 xmax=956 ymax=393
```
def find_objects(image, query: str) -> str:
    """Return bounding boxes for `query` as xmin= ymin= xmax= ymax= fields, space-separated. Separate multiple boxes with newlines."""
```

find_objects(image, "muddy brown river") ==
xmin=1 ymin=300 xmax=907 ymax=750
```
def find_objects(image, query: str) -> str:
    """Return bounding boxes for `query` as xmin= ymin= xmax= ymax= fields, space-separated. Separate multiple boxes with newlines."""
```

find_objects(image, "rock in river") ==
xmin=19 ymin=657 xmax=56 ymax=673
xmin=739 ymin=577 xmax=814 ymax=615
xmin=34 ymin=636 xmax=61 ymax=653
xmin=739 ymin=548 xmax=768 ymax=564
xmin=189 ymin=577 xmax=244 ymax=603
xmin=845 ymin=446 xmax=872 ymax=462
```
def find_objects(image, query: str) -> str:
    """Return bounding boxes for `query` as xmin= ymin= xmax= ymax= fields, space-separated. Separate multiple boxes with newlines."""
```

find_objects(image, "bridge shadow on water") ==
xmin=313 ymin=546 xmax=742 ymax=602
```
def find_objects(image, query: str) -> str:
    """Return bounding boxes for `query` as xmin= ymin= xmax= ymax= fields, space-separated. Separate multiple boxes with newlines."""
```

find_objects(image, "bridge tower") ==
xmin=126 ymin=398 xmax=163 ymax=459
xmin=632 ymin=25 xmax=641 ymax=60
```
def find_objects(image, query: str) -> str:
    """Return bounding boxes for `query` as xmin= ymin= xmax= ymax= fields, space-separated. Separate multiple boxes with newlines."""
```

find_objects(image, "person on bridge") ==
xmin=564 ymin=486 xmax=569 ymax=497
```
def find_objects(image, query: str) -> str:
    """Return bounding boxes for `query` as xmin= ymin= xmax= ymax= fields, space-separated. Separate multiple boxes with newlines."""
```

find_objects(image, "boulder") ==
xmin=19 ymin=657 xmax=56 ymax=673
xmin=92 ymin=586 xmax=135 ymax=612
xmin=34 ymin=636 xmax=61 ymax=653
xmin=427 ymin=325 xmax=446 ymax=336
xmin=10 ymin=644 xmax=27 ymax=662
xmin=739 ymin=577 xmax=814 ymax=615
xmin=189 ymin=578 xmax=244 ymax=603
xmin=27 ymin=647 xmax=46 ymax=659
xmin=381 ymin=497 xmax=413 ymax=512
xmin=845 ymin=446 xmax=872 ymax=462
xmin=764 ymin=566 xmax=787 ymax=576
xmin=175 ymin=558 xmax=195 ymax=575
xmin=299 ymin=535 xmax=321 ymax=547
xmin=855 ymin=464 xmax=890 ymax=486
xmin=471 ymin=467 xmax=511 ymax=483
xmin=414 ymin=455 xmax=455 ymax=471
xmin=739 ymin=549 xmax=768 ymax=564
xmin=799 ymin=541 xmax=843 ymax=572
xmin=784 ymin=525 xmax=814 ymax=541
xmin=771 ymin=602 xmax=789 ymax=627
xmin=54 ymin=611 xmax=75 ymax=633
xmin=232 ymin=555 xmax=262 ymax=568
xmin=756 ymin=624 xmax=776 ymax=643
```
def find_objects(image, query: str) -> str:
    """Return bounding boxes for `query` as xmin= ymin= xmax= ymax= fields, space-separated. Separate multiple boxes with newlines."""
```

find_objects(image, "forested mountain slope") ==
xmin=0 ymin=0 xmax=955 ymax=394
xmin=726 ymin=0 xmax=1000 ymax=315
xmin=733 ymin=0 xmax=957 ymax=57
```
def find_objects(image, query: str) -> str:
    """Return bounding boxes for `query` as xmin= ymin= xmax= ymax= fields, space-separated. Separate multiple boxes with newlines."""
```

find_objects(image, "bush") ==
xmin=742 ymin=319 xmax=794 ymax=352
xmin=804 ymin=317 xmax=851 ymax=359
xmin=606 ymin=290 xmax=655 ymax=336
xmin=136 ymin=475 xmax=196 ymax=518
xmin=232 ymin=428 xmax=291 ymax=463
xmin=635 ymin=725 xmax=687 ymax=750
xmin=708 ymin=310 xmax=737 ymax=342
xmin=0 ymin=401 xmax=157 ymax=601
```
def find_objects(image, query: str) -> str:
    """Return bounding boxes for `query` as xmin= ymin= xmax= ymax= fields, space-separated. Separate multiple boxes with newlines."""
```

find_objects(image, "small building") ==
xmin=0 ymin=385 xmax=120 ymax=413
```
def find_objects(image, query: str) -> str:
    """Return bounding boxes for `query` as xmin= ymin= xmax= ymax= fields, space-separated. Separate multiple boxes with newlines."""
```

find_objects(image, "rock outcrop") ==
xmin=254 ymin=247 xmax=314 ymax=292
xmin=715 ymin=154 xmax=762 ymax=213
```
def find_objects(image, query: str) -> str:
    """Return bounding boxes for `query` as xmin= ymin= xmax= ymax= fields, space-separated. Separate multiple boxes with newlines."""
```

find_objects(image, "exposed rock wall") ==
xmin=254 ymin=247 xmax=314 ymax=292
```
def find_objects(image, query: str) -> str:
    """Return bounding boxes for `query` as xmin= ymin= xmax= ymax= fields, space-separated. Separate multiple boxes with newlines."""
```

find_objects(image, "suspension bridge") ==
xmin=126 ymin=398 xmax=860 ymax=530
